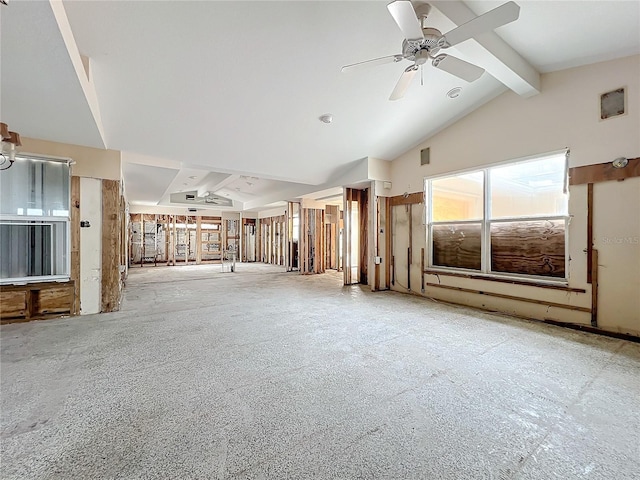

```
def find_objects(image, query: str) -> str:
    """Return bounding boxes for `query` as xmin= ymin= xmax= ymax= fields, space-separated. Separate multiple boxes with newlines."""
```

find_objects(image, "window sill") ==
xmin=423 ymin=269 xmax=585 ymax=293
xmin=0 ymin=276 xmax=71 ymax=286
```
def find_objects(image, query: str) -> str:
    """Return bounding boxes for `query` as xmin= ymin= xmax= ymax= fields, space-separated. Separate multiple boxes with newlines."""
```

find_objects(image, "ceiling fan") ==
xmin=342 ymin=1 xmax=520 ymax=100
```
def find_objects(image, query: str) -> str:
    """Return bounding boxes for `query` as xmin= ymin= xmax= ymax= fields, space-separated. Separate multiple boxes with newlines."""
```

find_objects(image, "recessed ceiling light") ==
xmin=447 ymin=87 xmax=462 ymax=99
xmin=319 ymin=113 xmax=333 ymax=124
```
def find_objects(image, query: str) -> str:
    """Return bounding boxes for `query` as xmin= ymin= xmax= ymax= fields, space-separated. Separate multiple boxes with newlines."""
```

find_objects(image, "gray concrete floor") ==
xmin=2 ymin=263 xmax=639 ymax=479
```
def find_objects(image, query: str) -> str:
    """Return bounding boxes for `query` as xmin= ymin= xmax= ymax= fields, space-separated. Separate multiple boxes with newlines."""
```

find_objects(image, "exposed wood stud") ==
xmin=389 ymin=192 xmax=423 ymax=206
xmin=591 ymin=249 xmax=599 ymax=327
xmin=425 ymin=282 xmax=591 ymax=313
xmin=101 ymin=179 xmax=121 ymax=313
xmin=421 ymin=248 xmax=425 ymax=292
xmin=569 ymin=157 xmax=640 ymax=185
xmin=587 ymin=183 xmax=594 ymax=283
xmin=385 ymin=198 xmax=391 ymax=288
xmin=70 ymin=176 xmax=81 ymax=315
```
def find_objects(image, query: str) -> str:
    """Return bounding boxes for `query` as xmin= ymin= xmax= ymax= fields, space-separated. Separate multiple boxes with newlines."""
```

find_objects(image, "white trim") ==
xmin=14 ymin=153 xmax=73 ymax=164
xmin=0 ymin=275 xmax=70 ymax=286
xmin=424 ymin=268 xmax=569 ymax=286
xmin=0 ymin=218 xmax=70 ymax=223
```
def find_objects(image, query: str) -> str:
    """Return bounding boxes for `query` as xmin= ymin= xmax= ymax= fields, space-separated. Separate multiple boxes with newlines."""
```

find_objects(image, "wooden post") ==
xmin=386 ymin=200 xmax=392 ymax=287
xmin=196 ymin=216 xmax=202 ymax=264
xmin=421 ymin=247 xmax=425 ymax=293
xmin=587 ymin=183 xmax=594 ymax=283
xmin=172 ymin=215 xmax=177 ymax=265
xmin=70 ymin=176 xmax=81 ymax=315
xmin=101 ymin=179 xmax=121 ymax=313
xmin=591 ymin=248 xmax=598 ymax=327
xmin=407 ymin=204 xmax=412 ymax=291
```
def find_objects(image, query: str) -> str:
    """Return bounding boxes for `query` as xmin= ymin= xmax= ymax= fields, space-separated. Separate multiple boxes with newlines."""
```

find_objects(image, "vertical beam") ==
xmin=407 ymin=204 xmax=412 ymax=291
xmin=421 ymin=247 xmax=425 ymax=293
xmin=374 ymin=197 xmax=380 ymax=291
xmin=101 ymin=179 xmax=121 ymax=312
xmin=154 ymin=214 xmax=158 ymax=266
xmin=591 ymin=249 xmax=598 ymax=327
xmin=172 ymin=215 xmax=177 ymax=265
xmin=141 ymin=215 xmax=145 ymax=266
xmin=385 ymin=198 xmax=391 ymax=289
xmin=587 ymin=183 xmax=594 ymax=284
xmin=196 ymin=216 xmax=202 ymax=264
xmin=70 ymin=176 xmax=80 ymax=315
xmin=359 ymin=189 xmax=368 ymax=285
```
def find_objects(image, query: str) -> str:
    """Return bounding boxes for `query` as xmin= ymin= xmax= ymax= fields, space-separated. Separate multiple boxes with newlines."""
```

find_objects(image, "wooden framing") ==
xmin=389 ymin=192 xmax=424 ymax=206
xmin=422 ymin=268 xmax=586 ymax=293
xmin=385 ymin=197 xmax=391 ymax=288
xmin=300 ymin=208 xmax=325 ymax=274
xmin=343 ymin=188 xmax=369 ymax=284
xmin=325 ymin=205 xmax=339 ymax=270
xmin=128 ymin=214 xmax=223 ymax=266
xmin=101 ymin=179 xmax=121 ymax=312
xmin=258 ymin=214 xmax=286 ymax=266
xmin=569 ymin=157 xmax=640 ymax=185
xmin=70 ymin=175 xmax=81 ymax=315
xmin=1 ymin=281 xmax=76 ymax=323
xmin=587 ymin=183 xmax=594 ymax=283
xmin=242 ymin=218 xmax=257 ymax=262
xmin=424 ymin=282 xmax=591 ymax=313
xmin=591 ymin=249 xmax=599 ymax=327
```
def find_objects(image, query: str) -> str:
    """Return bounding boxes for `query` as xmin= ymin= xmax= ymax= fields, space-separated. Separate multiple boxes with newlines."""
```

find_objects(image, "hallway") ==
xmin=2 ymin=264 xmax=639 ymax=479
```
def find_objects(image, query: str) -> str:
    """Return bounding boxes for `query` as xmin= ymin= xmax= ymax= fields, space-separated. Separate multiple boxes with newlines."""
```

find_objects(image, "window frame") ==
xmin=425 ymin=150 xmax=570 ymax=284
xmin=0 ymin=154 xmax=72 ymax=285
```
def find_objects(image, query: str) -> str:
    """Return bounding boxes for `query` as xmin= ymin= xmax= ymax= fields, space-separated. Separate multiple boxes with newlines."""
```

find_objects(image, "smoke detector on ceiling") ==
xmin=319 ymin=114 xmax=333 ymax=124
xmin=447 ymin=87 xmax=462 ymax=98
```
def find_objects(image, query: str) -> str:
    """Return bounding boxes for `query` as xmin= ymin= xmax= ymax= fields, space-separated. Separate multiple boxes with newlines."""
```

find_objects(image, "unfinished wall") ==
xmin=3 ymin=138 xmax=124 ymax=320
xmin=389 ymin=55 xmax=640 ymax=336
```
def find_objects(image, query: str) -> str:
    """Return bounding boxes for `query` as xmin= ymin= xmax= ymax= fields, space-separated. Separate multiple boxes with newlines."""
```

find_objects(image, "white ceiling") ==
xmin=2 ymin=1 xmax=639 ymax=212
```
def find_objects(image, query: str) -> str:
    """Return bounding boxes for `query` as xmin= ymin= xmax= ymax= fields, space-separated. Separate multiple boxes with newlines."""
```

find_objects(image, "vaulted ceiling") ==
xmin=2 ymin=1 xmax=639 ymax=212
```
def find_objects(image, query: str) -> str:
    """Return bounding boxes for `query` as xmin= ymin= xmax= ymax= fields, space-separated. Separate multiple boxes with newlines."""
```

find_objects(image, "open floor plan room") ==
xmin=1 ymin=0 xmax=639 ymax=478
xmin=2 ymin=264 xmax=639 ymax=479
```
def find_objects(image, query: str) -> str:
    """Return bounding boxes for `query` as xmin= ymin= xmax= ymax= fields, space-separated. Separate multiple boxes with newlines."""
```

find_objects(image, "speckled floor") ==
xmin=2 ymin=263 xmax=639 ymax=479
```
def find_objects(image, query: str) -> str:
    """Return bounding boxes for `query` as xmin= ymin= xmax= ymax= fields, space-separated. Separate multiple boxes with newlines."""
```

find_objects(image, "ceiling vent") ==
xmin=600 ymin=87 xmax=626 ymax=120
xmin=169 ymin=190 xmax=233 ymax=207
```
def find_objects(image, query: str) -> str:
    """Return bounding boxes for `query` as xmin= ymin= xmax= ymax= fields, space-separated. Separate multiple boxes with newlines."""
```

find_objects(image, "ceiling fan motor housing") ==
xmin=402 ymin=27 xmax=442 ymax=61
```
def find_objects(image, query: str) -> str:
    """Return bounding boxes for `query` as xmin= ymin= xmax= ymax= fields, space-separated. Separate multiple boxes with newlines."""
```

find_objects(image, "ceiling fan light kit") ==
xmin=341 ymin=1 xmax=521 ymax=100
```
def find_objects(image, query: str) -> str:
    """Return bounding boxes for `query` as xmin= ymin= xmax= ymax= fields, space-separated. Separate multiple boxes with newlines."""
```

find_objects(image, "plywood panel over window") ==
xmin=432 ymin=224 xmax=482 ymax=270
xmin=491 ymin=220 xmax=565 ymax=277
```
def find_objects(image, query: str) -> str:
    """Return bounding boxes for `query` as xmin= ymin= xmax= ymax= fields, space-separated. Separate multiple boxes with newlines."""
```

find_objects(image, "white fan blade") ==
xmin=389 ymin=66 xmax=418 ymax=101
xmin=341 ymin=54 xmax=404 ymax=73
xmin=387 ymin=0 xmax=424 ymax=41
xmin=440 ymin=1 xmax=520 ymax=48
xmin=432 ymin=54 xmax=484 ymax=82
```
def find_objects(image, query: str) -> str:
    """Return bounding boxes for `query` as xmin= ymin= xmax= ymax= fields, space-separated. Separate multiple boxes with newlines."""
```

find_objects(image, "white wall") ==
xmin=389 ymin=55 xmax=640 ymax=335
xmin=21 ymin=137 xmax=121 ymax=180
xmin=79 ymin=177 xmax=102 ymax=314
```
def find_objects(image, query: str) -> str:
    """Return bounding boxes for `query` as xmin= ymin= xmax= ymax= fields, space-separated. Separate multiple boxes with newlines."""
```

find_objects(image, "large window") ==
xmin=0 ymin=156 xmax=71 ymax=284
xmin=425 ymin=151 xmax=568 ymax=280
